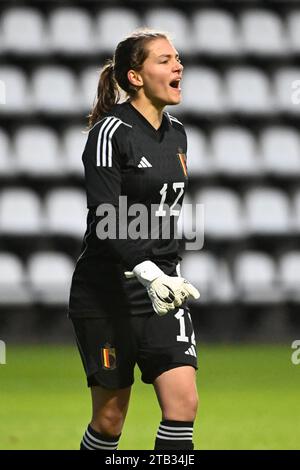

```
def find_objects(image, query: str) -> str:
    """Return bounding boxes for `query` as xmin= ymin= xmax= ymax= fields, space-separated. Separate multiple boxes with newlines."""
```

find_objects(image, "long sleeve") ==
xmin=82 ymin=117 xmax=150 ymax=271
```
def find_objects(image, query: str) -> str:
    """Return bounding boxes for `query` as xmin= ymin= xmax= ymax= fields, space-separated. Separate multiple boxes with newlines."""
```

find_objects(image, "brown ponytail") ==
xmin=87 ymin=28 xmax=170 ymax=129
xmin=88 ymin=59 xmax=120 ymax=129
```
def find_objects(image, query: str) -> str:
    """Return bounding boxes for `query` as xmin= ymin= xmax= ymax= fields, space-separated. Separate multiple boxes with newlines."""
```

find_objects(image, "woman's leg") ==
xmin=81 ymin=385 xmax=132 ymax=450
xmin=152 ymin=365 xmax=198 ymax=450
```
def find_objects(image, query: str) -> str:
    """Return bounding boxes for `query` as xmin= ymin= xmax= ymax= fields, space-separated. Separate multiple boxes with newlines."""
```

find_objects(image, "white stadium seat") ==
xmin=234 ymin=251 xmax=281 ymax=303
xmin=80 ymin=67 xmax=100 ymax=113
xmin=185 ymin=126 xmax=212 ymax=176
xmin=181 ymin=67 xmax=225 ymax=115
xmin=260 ymin=127 xmax=300 ymax=176
xmin=1 ymin=8 xmax=46 ymax=54
xmin=49 ymin=8 xmax=94 ymax=55
xmin=240 ymin=10 xmax=286 ymax=56
xmin=0 ymin=188 xmax=42 ymax=235
xmin=44 ymin=189 xmax=87 ymax=237
xmin=279 ymin=251 xmax=300 ymax=301
xmin=211 ymin=127 xmax=260 ymax=176
xmin=62 ymin=126 xmax=86 ymax=177
xmin=144 ymin=8 xmax=191 ymax=55
xmin=27 ymin=252 xmax=74 ymax=305
xmin=244 ymin=187 xmax=291 ymax=235
xmin=226 ymin=68 xmax=272 ymax=115
xmin=181 ymin=251 xmax=219 ymax=303
xmin=274 ymin=68 xmax=300 ymax=115
xmin=287 ymin=11 xmax=300 ymax=54
xmin=195 ymin=188 xmax=245 ymax=239
xmin=0 ymin=253 xmax=31 ymax=305
xmin=32 ymin=66 xmax=79 ymax=114
xmin=0 ymin=67 xmax=29 ymax=113
xmin=0 ymin=129 xmax=14 ymax=175
xmin=95 ymin=9 xmax=141 ymax=53
xmin=192 ymin=9 xmax=239 ymax=56
xmin=14 ymin=126 xmax=63 ymax=176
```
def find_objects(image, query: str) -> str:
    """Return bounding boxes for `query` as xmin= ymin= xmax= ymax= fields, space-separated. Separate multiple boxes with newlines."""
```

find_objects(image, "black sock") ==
xmin=154 ymin=420 xmax=194 ymax=450
xmin=80 ymin=424 xmax=121 ymax=450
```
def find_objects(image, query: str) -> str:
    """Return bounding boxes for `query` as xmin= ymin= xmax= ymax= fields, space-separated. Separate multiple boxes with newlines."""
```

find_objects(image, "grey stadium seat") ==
xmin=0 ymin=188 xmax=42 ymax=235
xmin=240 ymin=9 xmax=286 ymax=57
xmin=278 ymin=251 xmax=300 ymax=301
xmin=0 ymin=67 xmax=29 ymax=114
xmin=192 ymin=9 xmax=239 ymax=56
xmin=275 ymin=68 xmax=300 ymax=115
xmin=181 ymin=251 xmax=219 ymax=303
xmin=234 ymin=251 xmax=281 ymax=303
xmin=185 ymin=126 xmax=212 ymax=176
xmin=32 ymin=66 xmax=79 ymax=114
xmin=14 ymin=126 xmax=63 ymax=176
xmin=27 ymin=252 xmax=74 ymax=305
xmin=244 ymin=187 xmax=291 ymax=235
xmin=260 ymin=127 xmax=300 ymax=177
xmin=44 ymin=189 xmax=87 ymax=237
xmin=195 ymin=187 xmax=245 ymax=239
xmin=1 ymin=8 xmax=47 ymax=54
xmin=211 ymin=126 xmax=261 ymax=177
xmin=49 ymin=8 xmax=94 ymax=55
xmin=0 ymin=129 xmax=14 ymax=176
xmin=62 ymin=126 xmax=86 ymax=177
xmin=0 ymin=253 xmax=31 ymax=305
xmin=226 ymin=67 xmax=272 ymax=115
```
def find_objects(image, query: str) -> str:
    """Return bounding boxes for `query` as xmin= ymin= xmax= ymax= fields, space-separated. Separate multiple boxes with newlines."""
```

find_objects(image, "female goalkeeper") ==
xmin=69 ymin=29 xmax=200 ymax=451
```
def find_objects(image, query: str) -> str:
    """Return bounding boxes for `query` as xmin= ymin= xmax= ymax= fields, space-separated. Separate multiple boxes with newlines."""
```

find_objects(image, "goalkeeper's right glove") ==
xmin=124 ymin=260 xmax=200 ymax=316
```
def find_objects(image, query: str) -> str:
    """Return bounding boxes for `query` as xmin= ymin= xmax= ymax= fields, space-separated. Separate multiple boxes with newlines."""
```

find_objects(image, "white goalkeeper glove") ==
xmin=124 ymin=260 xmax=200 ymax=316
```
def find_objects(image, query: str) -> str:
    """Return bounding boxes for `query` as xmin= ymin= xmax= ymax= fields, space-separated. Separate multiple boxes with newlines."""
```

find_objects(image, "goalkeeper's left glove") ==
xmin=124 ymin=260 xmax=200 ymax=316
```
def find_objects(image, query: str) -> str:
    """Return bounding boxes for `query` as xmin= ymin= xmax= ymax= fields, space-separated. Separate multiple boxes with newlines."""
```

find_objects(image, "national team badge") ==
xmin=101 ymin=343 xmax=117 ymax=370
xmin=177 ymin=148 xmax=188 ymax=178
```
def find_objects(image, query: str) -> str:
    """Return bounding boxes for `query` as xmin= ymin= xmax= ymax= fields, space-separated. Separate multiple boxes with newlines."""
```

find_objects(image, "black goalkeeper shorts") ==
xmin=70 ymin=307 xmax=198 ymax=389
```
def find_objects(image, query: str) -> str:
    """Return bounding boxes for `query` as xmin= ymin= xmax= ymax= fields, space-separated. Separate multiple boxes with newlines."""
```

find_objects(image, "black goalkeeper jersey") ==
xmin=77 ymin=101 xmax=189 ymax=272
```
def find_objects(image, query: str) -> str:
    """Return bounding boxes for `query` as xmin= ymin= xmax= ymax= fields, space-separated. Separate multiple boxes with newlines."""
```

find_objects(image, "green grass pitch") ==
xmin=0 ymin=344 xmax=299 ymax=450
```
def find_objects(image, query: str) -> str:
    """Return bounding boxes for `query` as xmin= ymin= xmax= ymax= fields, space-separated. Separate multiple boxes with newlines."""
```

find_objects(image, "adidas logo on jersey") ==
xmin=184 ymin=345 xmax=197 ymax=357
xmin=138 ymin=157 xmax=152 ymax=168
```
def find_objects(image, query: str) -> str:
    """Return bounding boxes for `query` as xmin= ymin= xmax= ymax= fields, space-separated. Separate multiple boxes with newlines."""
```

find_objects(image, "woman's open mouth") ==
xmin=169 ymin=79 xmax=181 ymax=91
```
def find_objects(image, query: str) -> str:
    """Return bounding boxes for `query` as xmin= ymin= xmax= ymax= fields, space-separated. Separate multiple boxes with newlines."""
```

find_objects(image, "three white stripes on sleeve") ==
xmin=96 ymin=116 xmax=131 ymax=168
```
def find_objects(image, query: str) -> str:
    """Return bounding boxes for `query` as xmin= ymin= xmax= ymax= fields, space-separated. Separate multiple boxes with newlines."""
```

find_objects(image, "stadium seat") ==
xmin=192 ymin=9 xmax=239 ymax=56
xmin=27 ymin=252 xmax=74 ymax=305
xmin=211 ymin=126 xmax=261 ymax=176
xmin=0 ymin=188 xmax=42 ymax=235
xmin=185 ymin=126 xmax=212 ymax=176
xmin=260 ymin=127 xmax=300 ymax=176
xmin=95 ymin=9 xmax=141 ymax=53
xmin=181 ymin=251 xmax=219 ymax=303
xmin=240 ymin=10 xmax=286 ymax=56
xmin=62 ymin=126 xmax=86 ymax=177
xmin=143 ymin=8 xmax=191 ymax=55
xmin=275 ymin=68 xmax=300 ymax=115
xmin=195 ymin=188 xmax=245 ymax=239
xmin=49 ymin=8 xmax=94 ymax=55
xmin=226 ymin=68 xmax=272 ymax=115
xmin=14 ymin=126 xmax=63 ymax=176
xmin=44 ymin=189 xmax=87 ymax=237
xmin=244 ymin=187 xmax=291 ymax=235
xmin=181 ymin=67 xmax=225 ymax=115
xmin=80 ymin=67 xmax=100 ymax=113
xmin=287 ymin=11 xmax=300 ymax=54
xmin=32 ymin=66 xmax=79 ymax=114
xmin=0 ymin=129 xmax=14 ymax=175
xmin=234 ymin=251 xmax=281 ymax=303
xmin=0 ymin=67 xmax=28 ymax=113
xmin=1 ymin=8 xmax=47 ymax=54
xmin=278 ymin=251 xmax=300 ymax=301
xmin=0 ymin=253 xmax=31 ymax=305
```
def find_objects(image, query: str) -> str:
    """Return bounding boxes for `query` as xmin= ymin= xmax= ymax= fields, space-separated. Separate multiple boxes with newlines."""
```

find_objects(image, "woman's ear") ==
xmin=127 ymin=69 xmax=143 ymax=88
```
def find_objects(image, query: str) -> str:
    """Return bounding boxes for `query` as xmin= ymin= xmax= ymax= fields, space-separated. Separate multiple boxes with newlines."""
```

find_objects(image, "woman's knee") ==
xmin=91 ymin=408 xmax=126 ymax=436
xmin=162 ymin=391 xmax=199 ymax=422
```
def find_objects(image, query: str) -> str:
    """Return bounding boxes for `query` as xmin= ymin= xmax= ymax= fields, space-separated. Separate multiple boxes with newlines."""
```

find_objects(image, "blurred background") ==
xmin=0 ymin=0 xmax=300 ymax=450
